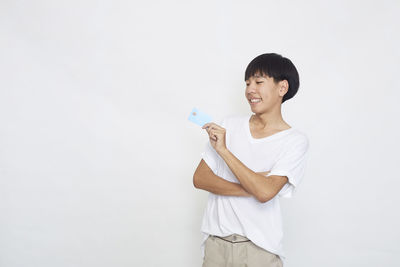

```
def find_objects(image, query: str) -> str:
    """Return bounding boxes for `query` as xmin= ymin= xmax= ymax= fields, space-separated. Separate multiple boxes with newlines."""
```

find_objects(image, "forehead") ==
xmin=245 ymin=72 xmax=269 ymax=81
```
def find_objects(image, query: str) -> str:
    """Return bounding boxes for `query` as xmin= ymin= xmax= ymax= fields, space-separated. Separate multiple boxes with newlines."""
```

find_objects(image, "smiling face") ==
xmin=245 ymin=72 xmax=288 ymax=113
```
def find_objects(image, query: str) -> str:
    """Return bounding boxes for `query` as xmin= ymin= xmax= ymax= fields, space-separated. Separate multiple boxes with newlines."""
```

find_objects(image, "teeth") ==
xmin=250 ymin=99 xmax=261 ymax=103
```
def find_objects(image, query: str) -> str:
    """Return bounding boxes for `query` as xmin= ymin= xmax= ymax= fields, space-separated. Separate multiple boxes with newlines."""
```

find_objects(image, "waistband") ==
xmin=211 ymin=234 xmax=250 ymax=243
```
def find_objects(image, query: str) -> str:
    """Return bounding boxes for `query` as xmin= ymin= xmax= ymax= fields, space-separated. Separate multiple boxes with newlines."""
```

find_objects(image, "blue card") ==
xmin=188 ymin=107 xmax=213 ymax=127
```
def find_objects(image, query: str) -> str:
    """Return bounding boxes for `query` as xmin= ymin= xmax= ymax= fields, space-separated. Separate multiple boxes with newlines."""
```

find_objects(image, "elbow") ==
xmin=193 ymin=174 xmax=198 ymax=188
xmin=256 ymin=191 xmax=273 ymax=203
xmin=193 ymin=174 xmax=201 ymax=189
xmin=257 ymin=196 xmax=270 ymax=204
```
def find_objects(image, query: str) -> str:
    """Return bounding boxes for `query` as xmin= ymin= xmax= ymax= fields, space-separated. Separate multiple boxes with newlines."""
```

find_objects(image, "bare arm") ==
xmin=200 ymin=121 xmax=286 ymax=203
xmin=193 ymin=159 xmax=252 ymax=197
xmin=218 ymin=148 xmax=288 ymax=203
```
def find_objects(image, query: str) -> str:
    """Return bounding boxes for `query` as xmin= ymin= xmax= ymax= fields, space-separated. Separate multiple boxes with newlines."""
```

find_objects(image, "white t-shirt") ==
xmin=199 ymin=113 xmax=310 ymax=264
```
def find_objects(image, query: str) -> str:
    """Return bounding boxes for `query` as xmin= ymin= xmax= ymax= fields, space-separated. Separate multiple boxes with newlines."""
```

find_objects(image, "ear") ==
xmin=278 ymin=80 xmax=289 ymax=97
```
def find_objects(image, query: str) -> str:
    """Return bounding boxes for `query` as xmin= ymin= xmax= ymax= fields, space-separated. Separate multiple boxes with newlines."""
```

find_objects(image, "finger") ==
xmin=204 ymin=126 xmax=214 ymax=134
xmin=209 ymin=123 xmax=223 ymax=130
xmin=209 ymin=130 xmax=216 ymax=140
xmin=209 ymin=131 xmax=217 ymax=141
xmin=210 ymin=128 xmax=225 ymax=138
xmin=212 ymin=132 xmax=222 ymax=142
xmin=210 ymin=129 xmax=223 ymax=135
xmin=202 ymin=123 xmax=209 ymax=129
xmin=204 ymin=122 xmax=223 ymax=130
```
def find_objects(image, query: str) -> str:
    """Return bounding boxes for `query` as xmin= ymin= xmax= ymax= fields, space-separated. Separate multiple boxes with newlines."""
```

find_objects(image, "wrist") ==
xmin=217 ymin=147 xmax=230 ymax=157
xmin=241 ymin=186 xmax=252 ymax=197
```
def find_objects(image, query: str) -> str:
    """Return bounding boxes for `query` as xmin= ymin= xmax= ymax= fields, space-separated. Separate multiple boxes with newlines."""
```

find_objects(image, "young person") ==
xmin=193 ymin=53 xmax=309 ymax=267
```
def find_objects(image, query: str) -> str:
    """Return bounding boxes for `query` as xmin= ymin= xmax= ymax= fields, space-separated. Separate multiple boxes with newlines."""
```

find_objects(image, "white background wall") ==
xmin=1 ymin=0 xmax=399 ymax=266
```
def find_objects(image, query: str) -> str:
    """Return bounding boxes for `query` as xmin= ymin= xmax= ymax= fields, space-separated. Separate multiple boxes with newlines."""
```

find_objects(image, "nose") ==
xmin=246 ymin=81 xmax=257 ymax=95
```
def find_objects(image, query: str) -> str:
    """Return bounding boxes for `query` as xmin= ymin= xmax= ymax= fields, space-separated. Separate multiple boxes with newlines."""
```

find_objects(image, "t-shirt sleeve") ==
xmin=199 ymin=117 xmax=227 ymax=174
xmin=266 ymin=135 xmax=310 ymax=198
xmin=200 ymin=141 xmax=220 ymax=174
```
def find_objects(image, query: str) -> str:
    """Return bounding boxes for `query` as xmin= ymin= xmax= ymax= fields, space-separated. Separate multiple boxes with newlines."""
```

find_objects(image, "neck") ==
xmin=251 ymin=108 xmax=286 ymax=130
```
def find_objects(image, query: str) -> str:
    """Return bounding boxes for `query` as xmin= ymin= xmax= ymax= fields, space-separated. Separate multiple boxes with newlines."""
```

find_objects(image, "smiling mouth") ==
xmin=249 ymin=98 xmax=262 ymax=104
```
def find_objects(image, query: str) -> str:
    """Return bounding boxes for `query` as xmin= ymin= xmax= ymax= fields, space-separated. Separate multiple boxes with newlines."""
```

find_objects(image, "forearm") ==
xmin=195 ymin=173 xmax=252 ymax=197
xmin=218 ymin=148 xmax=267 ymax=201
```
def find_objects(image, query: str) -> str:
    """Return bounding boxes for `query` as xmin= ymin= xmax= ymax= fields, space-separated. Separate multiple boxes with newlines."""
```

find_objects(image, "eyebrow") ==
xmin=245 ymin=75 xmax=265 ymax=81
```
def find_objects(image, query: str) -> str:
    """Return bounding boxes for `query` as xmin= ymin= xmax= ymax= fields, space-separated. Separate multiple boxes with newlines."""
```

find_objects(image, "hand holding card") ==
xmin=188 ymin=107 xmax=213 ymax=127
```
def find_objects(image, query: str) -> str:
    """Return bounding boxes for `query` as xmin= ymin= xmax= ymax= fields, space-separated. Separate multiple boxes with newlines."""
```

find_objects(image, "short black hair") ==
xmin=244 ymin=53 xmax=300 ymax=104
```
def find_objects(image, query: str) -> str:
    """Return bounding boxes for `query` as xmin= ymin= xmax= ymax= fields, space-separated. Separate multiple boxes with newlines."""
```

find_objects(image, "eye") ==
xmin=246 ymin=81 xmax=263 ymax=86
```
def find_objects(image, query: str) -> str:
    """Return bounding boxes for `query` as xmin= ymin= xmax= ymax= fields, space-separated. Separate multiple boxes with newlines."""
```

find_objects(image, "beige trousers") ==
xmin=202 ymin=234 xmax=283 ymax=267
